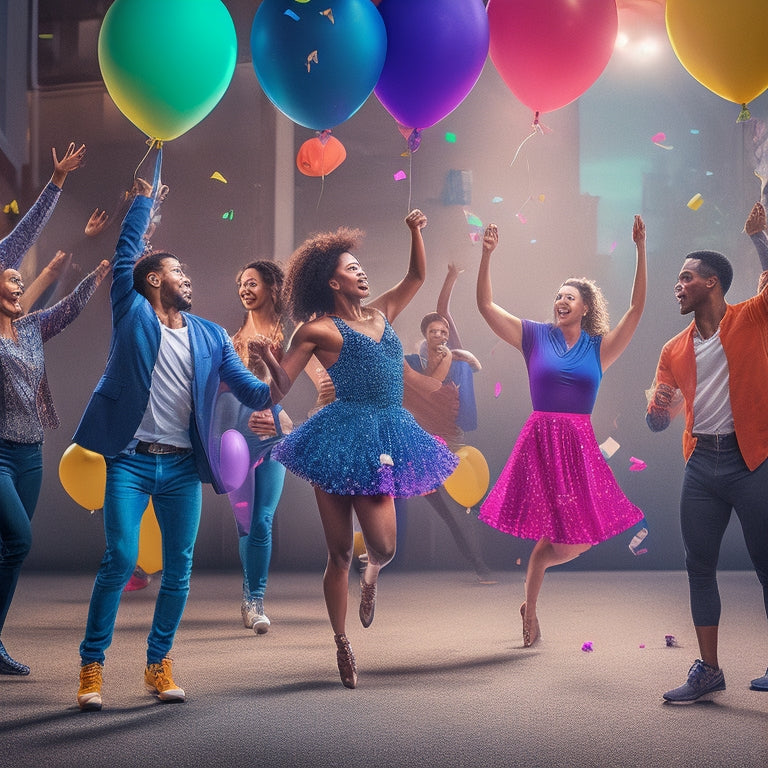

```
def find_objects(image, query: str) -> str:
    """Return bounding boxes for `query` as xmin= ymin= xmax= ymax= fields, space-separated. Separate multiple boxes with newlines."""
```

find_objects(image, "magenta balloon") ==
xmin=374 ymin=0 xmax=489 ymax=130
xmin=487 ymin=0 xmax=618 ymax=115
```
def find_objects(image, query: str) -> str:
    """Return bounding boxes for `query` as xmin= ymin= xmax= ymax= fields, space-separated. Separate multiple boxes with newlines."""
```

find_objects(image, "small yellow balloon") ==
xmin=443 ymin=445 xmax=490 ymax=508
xmin=137 ymin=499 xmax=163 ymax=574
xmin=58 ymin=443 xmax=106 ymax=511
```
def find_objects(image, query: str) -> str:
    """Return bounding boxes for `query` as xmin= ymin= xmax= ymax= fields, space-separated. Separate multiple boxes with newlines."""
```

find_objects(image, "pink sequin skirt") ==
xmin=479 ymin=411 xmax=643 ymax=545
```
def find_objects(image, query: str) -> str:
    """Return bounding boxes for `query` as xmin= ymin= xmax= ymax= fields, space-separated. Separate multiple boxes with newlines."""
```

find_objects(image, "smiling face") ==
xmin=237 ymin=267 xmax=274 ymax=313
xmin=553 ymin=283 xmax=588 ymax=328
xmin=0 ymin=269 xmax=25 ymax=319
xmin=329 ymin=252 xmax=369 ymax=298
xmin=674 ymin=258 xmax=713 ymax=315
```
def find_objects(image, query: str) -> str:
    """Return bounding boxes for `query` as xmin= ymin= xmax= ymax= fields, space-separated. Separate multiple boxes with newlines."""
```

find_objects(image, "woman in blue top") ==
xmin=476 ymin=218 xmax=646 ymax=647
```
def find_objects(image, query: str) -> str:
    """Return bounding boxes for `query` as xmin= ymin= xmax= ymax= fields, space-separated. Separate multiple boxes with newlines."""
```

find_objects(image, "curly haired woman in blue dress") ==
xmin=265 ymin=210 xmax=458 ymax=688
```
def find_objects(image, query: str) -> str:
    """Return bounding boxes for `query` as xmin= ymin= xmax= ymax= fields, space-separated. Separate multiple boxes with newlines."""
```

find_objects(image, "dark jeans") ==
xmin=0 ymin=440 xmax=43 ymax=633
xmin=681 ymin=433 xmax=768 ymax=626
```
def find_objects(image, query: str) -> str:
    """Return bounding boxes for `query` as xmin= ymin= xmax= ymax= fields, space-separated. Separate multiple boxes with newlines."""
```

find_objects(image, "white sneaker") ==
xmin=241 ymin=598 xmax=270 ymax=634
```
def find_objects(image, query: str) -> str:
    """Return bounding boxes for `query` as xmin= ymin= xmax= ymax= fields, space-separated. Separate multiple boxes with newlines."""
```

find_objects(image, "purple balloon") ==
xmin=374 ymin=0 xmax=489 ymax=130
xmin=219 ymin=429 xmax=250 ymax=493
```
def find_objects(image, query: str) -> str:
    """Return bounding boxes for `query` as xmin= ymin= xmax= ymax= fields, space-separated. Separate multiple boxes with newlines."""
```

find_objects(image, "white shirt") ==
xmin=692 ymin=326 xmax=734 ymax=434
xmin=134 ymin=321 xmax=193 ymax=448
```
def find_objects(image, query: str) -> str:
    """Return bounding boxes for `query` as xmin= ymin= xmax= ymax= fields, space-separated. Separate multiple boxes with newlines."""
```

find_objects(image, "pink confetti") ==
xmin=639 ymin=644 xmax=646 ymax=649
xmin=516 ymin=212 xmax=527 ymax=224
xmin=581 ymin=641 xmax=594 ymax=652
xmin=651 ymin=131 xmax=666 ymax=143
xmin=468 ymin=232 xmax=480 ymax=243
xmin=629 ymin=456 xmax=647 ymax=472
xmin=609 ymin=240 xmax=617 ymax=253
xmin=494 ymin=381 xmax=502 ymax=398
xmin=393 ymin=170 xmax=407 ymax=181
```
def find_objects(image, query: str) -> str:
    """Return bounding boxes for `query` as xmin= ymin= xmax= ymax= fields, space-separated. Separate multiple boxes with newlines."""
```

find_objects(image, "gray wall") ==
xmin=18 ymin=9 xmax=768 ymax=574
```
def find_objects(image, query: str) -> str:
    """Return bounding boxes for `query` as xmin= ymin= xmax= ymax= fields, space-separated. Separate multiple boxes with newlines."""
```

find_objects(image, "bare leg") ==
xmin=354 ymin=494 xmax=397 ymax=586
xmin=695 ymin=625 xmax=719 ymax=670
xmin=522 ymin=537 xmax=591 ymax=645
xmin=314 ymin=488 xmax=354 ymax=636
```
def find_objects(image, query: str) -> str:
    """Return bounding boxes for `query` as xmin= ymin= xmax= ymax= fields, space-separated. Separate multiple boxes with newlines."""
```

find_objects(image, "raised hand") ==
xmin=51 ymin=143 xmax=86 ymax=187
xmin=84 ymin=209 xmax=109 ymax=238
xmin=405 ymin=208 xmax=428 ymax=231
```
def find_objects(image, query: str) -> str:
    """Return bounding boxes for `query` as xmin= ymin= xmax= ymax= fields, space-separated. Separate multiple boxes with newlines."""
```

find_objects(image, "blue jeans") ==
xmin=234 ymin=455 xmax=286 ymax=600
xmin=79 ymin=451 xmax=202 ymax=665
xmin=0 ymin=440 xmax=43 ymax=633
xmin=680 ymin=433 xmax=768 ymax=626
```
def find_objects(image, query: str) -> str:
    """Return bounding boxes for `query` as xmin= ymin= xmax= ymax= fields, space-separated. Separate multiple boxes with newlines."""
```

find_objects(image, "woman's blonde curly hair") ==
xmin=560 ymin=277 xmax=610 ymax=337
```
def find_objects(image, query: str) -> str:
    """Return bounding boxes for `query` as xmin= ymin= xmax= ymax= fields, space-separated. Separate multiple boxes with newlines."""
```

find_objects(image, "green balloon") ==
xmin=98 ymin=0 xmax=237 ymax=141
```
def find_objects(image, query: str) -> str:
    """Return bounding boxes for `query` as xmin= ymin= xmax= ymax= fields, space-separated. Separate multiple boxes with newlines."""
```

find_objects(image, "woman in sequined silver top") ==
xmin=0 ymin=143 xmax=110 ymax=676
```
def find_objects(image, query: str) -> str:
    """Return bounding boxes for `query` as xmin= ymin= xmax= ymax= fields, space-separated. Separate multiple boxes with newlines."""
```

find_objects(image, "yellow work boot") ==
xmin=144 ymin=658 xmax=185 ymax=702
xmin=77 ymin=661 xmax=103 ymax=711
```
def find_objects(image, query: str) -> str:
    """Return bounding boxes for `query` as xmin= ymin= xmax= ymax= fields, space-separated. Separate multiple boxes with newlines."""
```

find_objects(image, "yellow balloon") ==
xmin=443 ymin=445 xmax=490 ymax=508
xmin=666 ymin=0 xmax=768 ymax=107
xmin=137 ymin=499 xmax=163 ymax=575
xmin=58 ymin=443 xmax=106 ymax=511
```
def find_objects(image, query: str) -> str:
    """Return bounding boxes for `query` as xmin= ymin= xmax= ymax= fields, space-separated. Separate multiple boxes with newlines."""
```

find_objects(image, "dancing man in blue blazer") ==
xmin=73 ymin=178 xmax=279 ymax=711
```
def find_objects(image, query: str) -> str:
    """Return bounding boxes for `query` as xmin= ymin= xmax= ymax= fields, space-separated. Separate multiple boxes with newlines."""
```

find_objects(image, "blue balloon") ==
xmin=374 ymin=0 xmax=489 ymax=130
xmin=251 ymin=0 xmax=387 ymax=130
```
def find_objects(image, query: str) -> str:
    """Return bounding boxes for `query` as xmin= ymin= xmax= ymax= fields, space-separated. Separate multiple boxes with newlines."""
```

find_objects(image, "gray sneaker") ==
xmin=241 ymin=597 xmax=270 ymax=634
xmin=663 ymin=659 xmax=725 ymax=703
xmin=750 ymin=668 xmax=768 ymax=691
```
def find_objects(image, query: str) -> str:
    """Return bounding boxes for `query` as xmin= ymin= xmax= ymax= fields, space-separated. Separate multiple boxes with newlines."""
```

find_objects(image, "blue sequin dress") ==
xmin=272 ymin=315 xmax=459 ymax=496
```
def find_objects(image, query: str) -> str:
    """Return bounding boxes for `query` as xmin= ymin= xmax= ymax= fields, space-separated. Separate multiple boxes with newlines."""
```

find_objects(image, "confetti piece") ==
xmin=705 ymin=170 xmax=713 ymax=176
xmin=494 ymin=381 xmax=502 ymax=398
xmin=690 ymin=129 xmax=700 ymax=135
xmin=468 ymin=232 xmax=480 ymax=243
xmin=599 ymin=436 xmax=620 ymax=459
xmin=210 ymin=171 xmax=227 ymax=183
xmin=687 ymin=193 xmax=703 ymax=211
xmin=444 ymin=132 xmax=457 ymax=143
xmin=283 ymin=9 xmax=300 ymax=20
xmin=492 ymin=196 xmax=504 ymax=203
xmin=306 ymin=50 xmax=318 ymax=72
xmin=628 ymin=526 xmax=648 ymax=556
xmin=516 ymin=212 xmax=527 ymax=224
xmin=581 ymin=641 xmax=594 ymax=652
xmin=222 ymin=209 xmax=234 ymax=220
xmin=665 ymin=634 xmax=679 ymax=647
xmin=393 ymin=170 xmax=407 ymax=181
xmin=639 ymin=644 xmax=646 ymax=649
xmin=629 ymin=456 xmax=647 ymax=472
xmin=538 ymin=194 xmax=545 ymax=203
xmin=319 ymin=8 xmax=334 ymax=23
xmin=515 ymin=558 xmax=521 ymax=566
xmin=3 ymin=200 xmax=18 ymax=215
xmin=609 ymin=241 xmax=617 ymax=253
xmin=651 ymin=132 xmax=666 ymax=143
xmin=464 ymin=211 xmax=483 ymax=227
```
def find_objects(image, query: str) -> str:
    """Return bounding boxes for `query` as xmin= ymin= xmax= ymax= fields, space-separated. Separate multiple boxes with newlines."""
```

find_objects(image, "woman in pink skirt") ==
xmin=476 ymin=218 xmax=646 ymax=646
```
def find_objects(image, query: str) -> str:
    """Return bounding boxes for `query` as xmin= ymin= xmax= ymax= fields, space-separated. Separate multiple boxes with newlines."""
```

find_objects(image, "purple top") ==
xmin=522 ymin=319 xmax=602 ymax=414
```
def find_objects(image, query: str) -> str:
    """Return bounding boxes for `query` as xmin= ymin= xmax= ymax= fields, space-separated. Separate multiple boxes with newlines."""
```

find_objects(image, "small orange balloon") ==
xmin=296 ymin=136 xmax=346 ymax=177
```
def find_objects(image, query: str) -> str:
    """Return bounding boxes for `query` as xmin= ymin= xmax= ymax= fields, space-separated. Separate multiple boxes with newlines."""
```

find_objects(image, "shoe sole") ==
xmin=663 ymin=687 xmax=725 ymax=704
xmin=78 ymin=694 xmax=103 ymax=711
xmin=145 ymin=684 xmax=186 ymax=702
xmin=253 ymin=621 xmax=270 ymax=635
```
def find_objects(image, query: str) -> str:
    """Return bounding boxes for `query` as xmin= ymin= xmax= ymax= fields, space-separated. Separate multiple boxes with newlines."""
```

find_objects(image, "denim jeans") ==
xmin=79 ymin=451 xmax=202 ymax=665
xmin=0 ymin=440 xmax=43 ymax=633
xmin=680 ymin=433 xmax=768 ymax=627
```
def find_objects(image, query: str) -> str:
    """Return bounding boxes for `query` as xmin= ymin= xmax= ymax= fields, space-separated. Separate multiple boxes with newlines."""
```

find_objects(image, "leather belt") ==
xmin=135 ymin=441 xmax=192 ymax=456
xmin=692 ymin=432 xmax=737 ymax=449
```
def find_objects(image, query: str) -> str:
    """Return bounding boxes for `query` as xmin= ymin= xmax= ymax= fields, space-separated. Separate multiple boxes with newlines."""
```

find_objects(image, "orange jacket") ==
xmin=647 ymin=272 xmax=768 ymax=471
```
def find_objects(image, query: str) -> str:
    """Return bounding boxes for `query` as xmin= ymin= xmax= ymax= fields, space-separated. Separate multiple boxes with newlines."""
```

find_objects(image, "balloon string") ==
xmin=133 ymin=139 xmax=164 ymax=199
xmin=315 ymin=141 xmax=327 ymax=215
xmin=408 ymin=150 xmax=414 ymax=213
xmin=509 ymin=127 xmax=540 ymax=169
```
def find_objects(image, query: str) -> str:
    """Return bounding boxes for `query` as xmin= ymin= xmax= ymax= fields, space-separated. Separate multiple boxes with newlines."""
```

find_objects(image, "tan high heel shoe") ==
xmin=520 ymin=602 xmax=541 ymax=647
